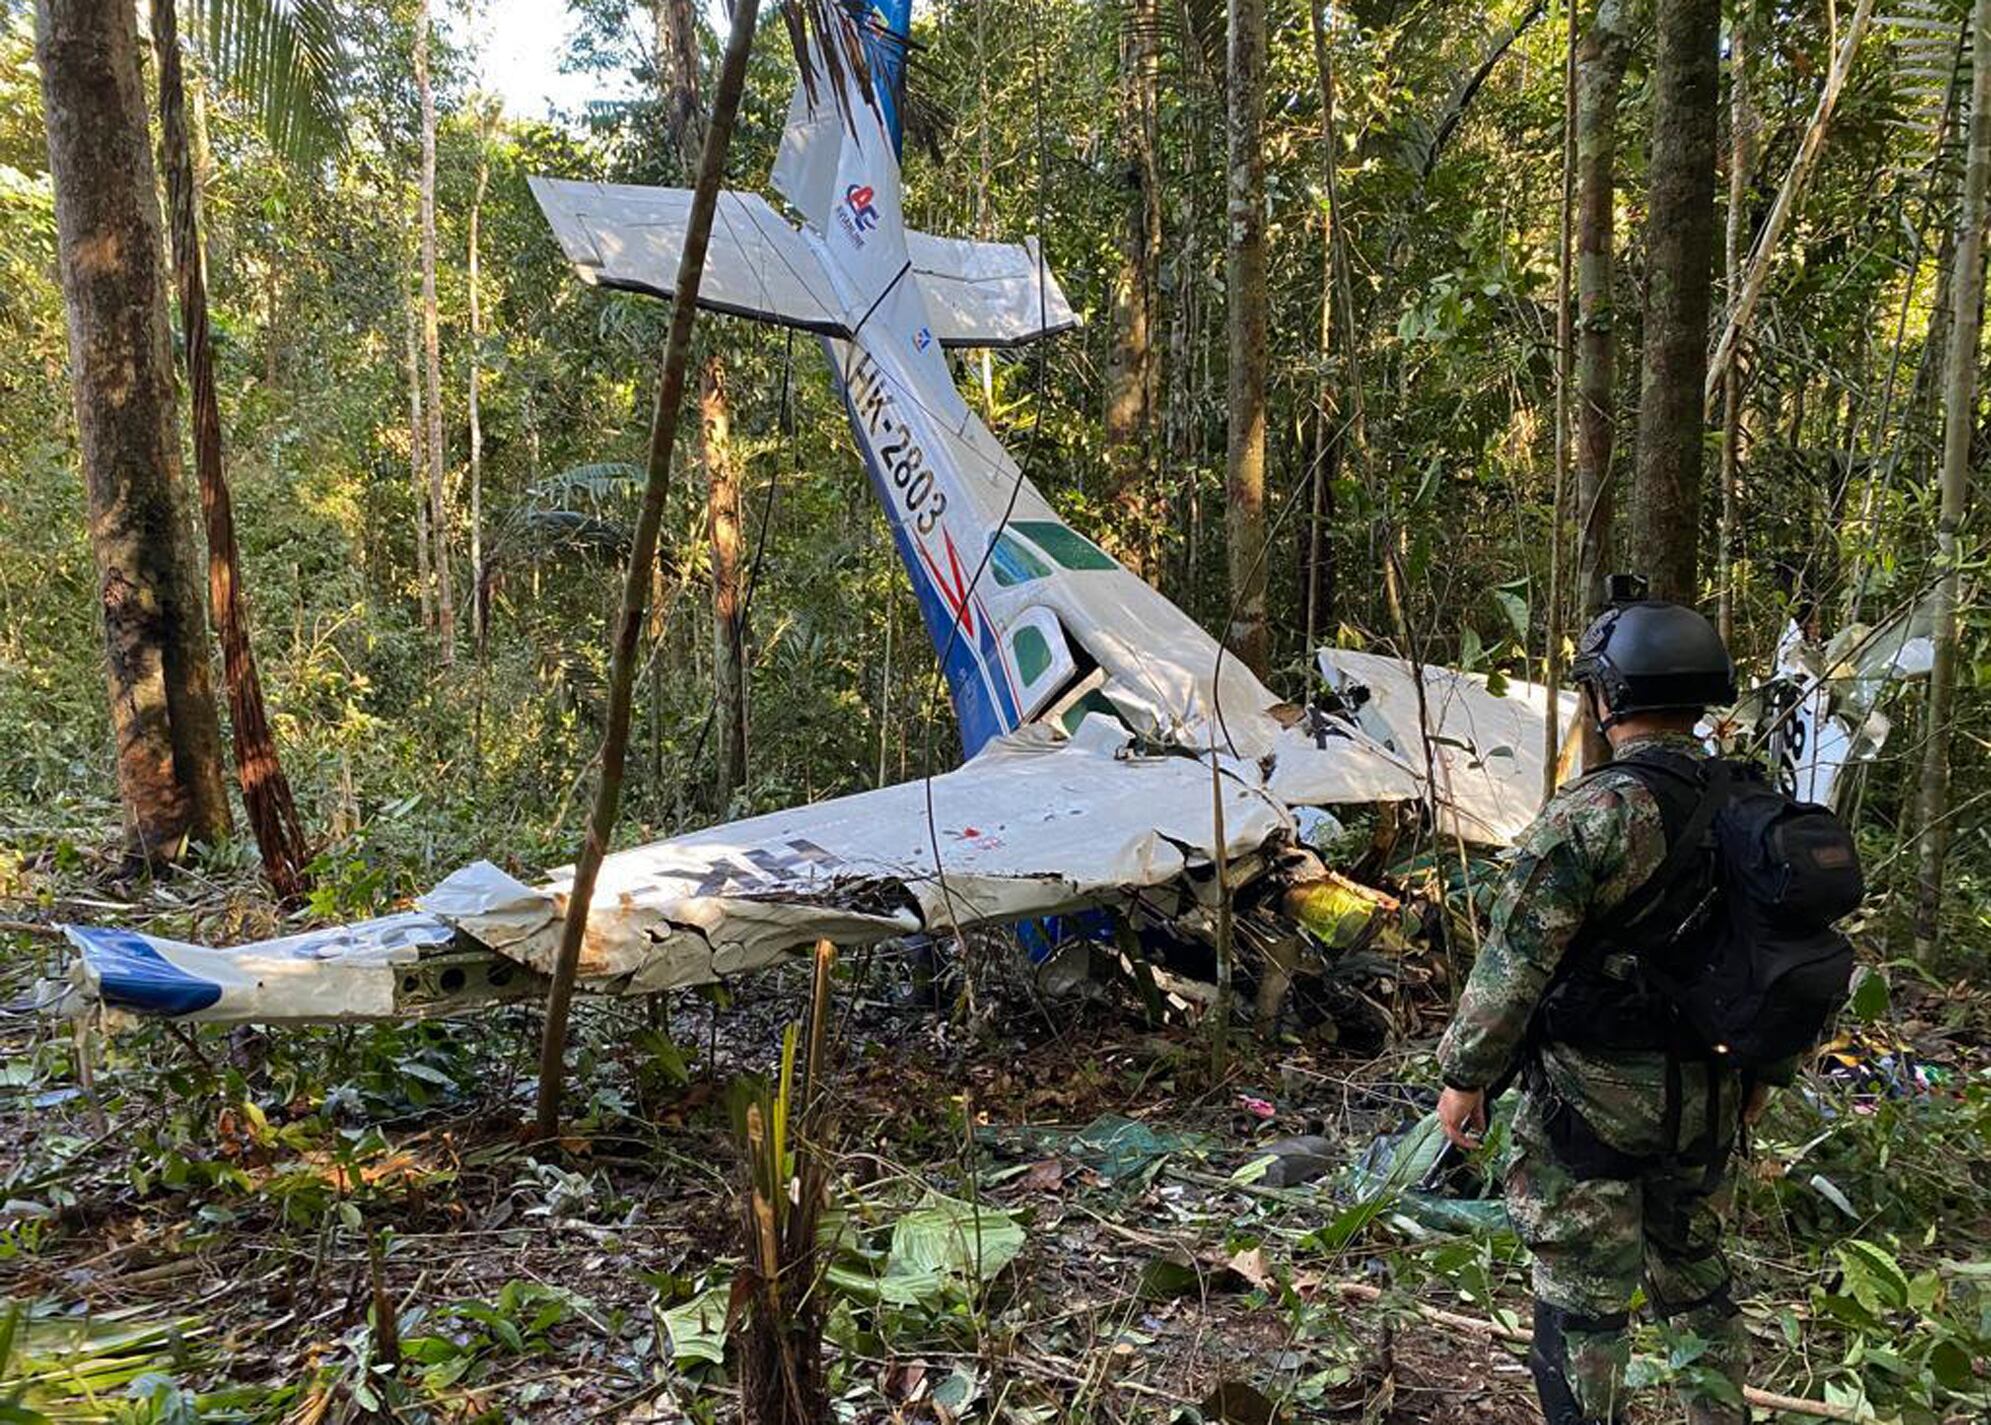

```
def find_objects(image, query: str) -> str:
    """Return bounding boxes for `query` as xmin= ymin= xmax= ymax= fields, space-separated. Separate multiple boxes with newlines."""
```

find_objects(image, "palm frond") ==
xmin=526 ymin=462 xmax=646 ymax=510
xmin=781 ymin=0 xmax=878 ymax=132
xmin=190 ymin=0 xmax=346 ymax=166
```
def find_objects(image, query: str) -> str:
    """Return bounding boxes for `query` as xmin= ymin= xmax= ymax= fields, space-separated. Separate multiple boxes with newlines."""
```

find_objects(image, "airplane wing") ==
xmin=52 ymin=719 xmax=1289 ymax=1024
xmin=528 ymin=177 xmax=851 ymax=336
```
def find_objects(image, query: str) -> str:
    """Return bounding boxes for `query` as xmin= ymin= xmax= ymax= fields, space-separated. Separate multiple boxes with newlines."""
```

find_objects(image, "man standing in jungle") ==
xmin=1432 ymin=597 xmax=1770 ymax=1425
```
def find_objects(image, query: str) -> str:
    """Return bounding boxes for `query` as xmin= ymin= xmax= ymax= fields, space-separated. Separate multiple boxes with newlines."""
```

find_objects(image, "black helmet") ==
xmin=1570 ymin=600 xmax=1736 ymax=723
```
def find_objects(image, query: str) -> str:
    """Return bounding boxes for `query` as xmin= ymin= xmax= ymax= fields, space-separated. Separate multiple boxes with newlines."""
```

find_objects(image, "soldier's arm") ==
xmin=1435 ymin=781 xmax=1635 ymax=1090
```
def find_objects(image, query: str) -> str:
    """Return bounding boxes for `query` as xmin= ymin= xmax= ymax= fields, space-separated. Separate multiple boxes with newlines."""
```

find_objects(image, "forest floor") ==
xmin=2 ymin=855 xmax=1989 ymax=1423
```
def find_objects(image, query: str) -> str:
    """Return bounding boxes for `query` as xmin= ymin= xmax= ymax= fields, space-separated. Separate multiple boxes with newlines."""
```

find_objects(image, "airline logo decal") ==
xmin=838 ymin=183 xmax=879 ymax=247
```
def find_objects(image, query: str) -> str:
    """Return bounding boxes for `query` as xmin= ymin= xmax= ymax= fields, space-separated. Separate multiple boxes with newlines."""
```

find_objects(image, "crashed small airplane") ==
xmin=52 ymin=1 xmax=1897 ymax=1031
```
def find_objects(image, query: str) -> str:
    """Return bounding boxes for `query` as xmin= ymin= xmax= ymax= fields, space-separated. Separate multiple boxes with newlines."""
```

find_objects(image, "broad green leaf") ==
xmin=824 ymin=1194 xmax=1024 ymax=1307
xmin=1848 ymin=967 xmax=1890 ymax=1022
xmin=1837 ymin=1239 xmax=1910 ymax=1314
xmin=1928 ymin=1338 xmax=1974 ymax=1392
xmin=659 ymin=1285 xmax=732 ymax=1367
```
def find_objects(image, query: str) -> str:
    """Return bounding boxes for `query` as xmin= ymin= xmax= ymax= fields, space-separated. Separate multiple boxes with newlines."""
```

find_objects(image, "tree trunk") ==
xmin=703 ymin=358 xmax=748 ymax=806
xmin=469 ymin=122 xmax=489 ymax=655
xmin=151 ymin=0 xmax=307 ymax=898
xmin=36 ymin=0 xmax=231 ymax=860
xmin=1104 ymin=0 xmax=1161 ymax=583
xmin=404 ymin=283 xmax=433 ymax=628
xmin=1545 ymin=0 xmax=1577 ymax=799
xmin=1573 ymin=0 xmax=1630 ymax=768
xmin=535 ymin=0 xmax=760 ymax=1145
xmin=659 ymin=0 xmax=748 ymax=807
xmin=1704 ymin=0 xmax=1877 ymax=406
xmin=1914 ymin=0 xmax=1991 ymax=960
xmin=416 ymin=0 xmax=453 ymax=665
xmin=1631 ymin=0 xmax=1720 ymax=604
xmin=1715 ymin=15 xmax=1758 ymax=645
xmin=1304 ymin=0 xmax=1345 ymax=653
xmin=1225 ymin=0 xmax=1269 ymax=678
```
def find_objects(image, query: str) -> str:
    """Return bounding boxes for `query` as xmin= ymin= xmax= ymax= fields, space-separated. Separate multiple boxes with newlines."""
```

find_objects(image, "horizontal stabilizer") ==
xmin=528 ymin=176 xmax=851 ymax=335
xmin=908 ymin=232 xmax=1079 ymax=348
xmin=530 ymin=176 xmax=1077 ymax=348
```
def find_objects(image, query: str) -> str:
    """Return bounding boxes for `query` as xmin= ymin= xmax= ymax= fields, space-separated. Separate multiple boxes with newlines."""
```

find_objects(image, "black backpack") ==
xmin=1591 ymin=749 xmax=1865 ymax=1072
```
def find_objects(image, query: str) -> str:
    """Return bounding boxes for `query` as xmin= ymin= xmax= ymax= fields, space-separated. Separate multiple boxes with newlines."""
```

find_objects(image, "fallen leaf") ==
xmin=1227 ymin=1245 xmax=1276 ymax=1292
xmin=1018 ymin=1158 xmax=1065 ymax=1193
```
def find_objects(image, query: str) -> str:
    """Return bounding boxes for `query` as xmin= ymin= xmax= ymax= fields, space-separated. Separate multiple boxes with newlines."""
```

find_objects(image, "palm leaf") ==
xmin=190 ymin=0 xmax=346 ymax=166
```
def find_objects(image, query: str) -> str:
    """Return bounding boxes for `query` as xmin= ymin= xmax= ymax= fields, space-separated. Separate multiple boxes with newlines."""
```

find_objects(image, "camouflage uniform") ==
xmin=1437 ymin=733 xmax=1749 ymax=1425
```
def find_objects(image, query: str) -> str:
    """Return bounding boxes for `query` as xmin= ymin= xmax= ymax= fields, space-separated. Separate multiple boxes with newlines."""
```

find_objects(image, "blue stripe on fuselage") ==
xmin=825 ymin=339 xmax=1016 ymax=756
xmin=69 ymin=926 xmax=223 ymax=1016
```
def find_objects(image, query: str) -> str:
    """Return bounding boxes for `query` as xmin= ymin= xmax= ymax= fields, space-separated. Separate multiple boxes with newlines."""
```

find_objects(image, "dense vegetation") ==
xmin=2 ymin=0 xmax=1989 ymax=1419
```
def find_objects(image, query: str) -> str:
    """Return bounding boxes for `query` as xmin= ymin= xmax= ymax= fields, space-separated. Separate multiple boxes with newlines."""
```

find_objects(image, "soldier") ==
xmin=1433 ymin=598 xmax=1776 ymax=1425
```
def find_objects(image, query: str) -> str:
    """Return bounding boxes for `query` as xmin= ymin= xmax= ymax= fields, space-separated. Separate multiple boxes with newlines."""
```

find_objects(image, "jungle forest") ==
xmin=2 ymin=0 xmax=1989 ymax=1418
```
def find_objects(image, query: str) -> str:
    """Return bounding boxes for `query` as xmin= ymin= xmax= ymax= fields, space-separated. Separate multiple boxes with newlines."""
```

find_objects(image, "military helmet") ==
xmin=1570 ymin=599 xmax=1736 ymax=720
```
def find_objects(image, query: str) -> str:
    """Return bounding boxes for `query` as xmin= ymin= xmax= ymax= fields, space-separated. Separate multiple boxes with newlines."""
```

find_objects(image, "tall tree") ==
xmin=150 ymin=0 xmax=313 ymax=899
xmin=1225 ymin=0 xmax=1269 ymax=677
xmin=416 ymin=0 xmax=454 ymax=665
xmin=1572 ymin=0 xmax=1630 ymax=768
xmin=1704 ymin=0 xmax=1877 ymax=406
xmin=36 ymin=0 xmax=231 ymax=858
xmin=1304 ymin=0 xmax=1342 ymax=652
xmin=537 ymin=0 xmax=761 ymax=1145
xmin=659 ymin=0 xmax=748 ymax=807
xmin=469 ymin=100 xmax=493 ymax=654
xmin=1715 ymin=13 xmax=1758 ymax=644
xmin=404 ymin=266 xmax=434 ymax=629
xmin=1914 ymin=0 xmax=1991 ymax=959
xmin=1630 ymin=0 xmax=1720 ymax=603
xmin=1544 ymin=0 xmax=1577 ymax=798
xmin=1103 ymin=0 xmax=1161 ymax=583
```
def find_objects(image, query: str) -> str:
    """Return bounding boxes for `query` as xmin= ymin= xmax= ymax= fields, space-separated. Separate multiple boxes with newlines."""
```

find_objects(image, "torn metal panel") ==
xmin=1317 ymin=651 xmax=1578 ymax=845
xmin=52 ymin=913 xmax=507 ymax=1025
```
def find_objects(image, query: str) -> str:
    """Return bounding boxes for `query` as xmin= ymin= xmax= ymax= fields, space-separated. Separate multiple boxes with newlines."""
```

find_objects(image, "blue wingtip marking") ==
xmin=68 ymin=926 xmax=223 ymax=1016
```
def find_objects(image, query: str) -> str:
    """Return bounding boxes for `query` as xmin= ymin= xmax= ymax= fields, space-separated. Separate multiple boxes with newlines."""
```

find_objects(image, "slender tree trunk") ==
xmin=535 ymin=0 xmax=759 ymax=1145
xmin=1631 ymin=0 xmax=1720 ymax=604
xmin=1914 ymin=0 xmax=1991 ymax=960
xmin=404 ymin=285 xmax=433 ymax=628
xmin=659 ymin=0 xmax=748 ymax=806
xmin=416 ymin=0 xmax=453 ymax=665
xmin=1716 ymin=16 xmax=1758 ymax=645
xmin=1573 ymin=0 xmax=1630 ymax=768
xmin=1305 ymin=0 xmax=1344 ymax=651
xmin=703 ymin=360 xmax=747 ymax=806
xmin=1105 ymin=0 xmax=1160 ymax=582
xmin=1545 ymin=0 xmax=1577 ymax=799
xmin=37 ymin=0 xmax=231 ymax=859
xmin=469 ymin=133 xmax=488 ymax=655
xmin=151 ymin=0 xmax=307 ymax=898
xmin=1165 ymin=5 xmax=1206 ymax=600
xmin=1704 ymin=0 xmax=1877 ymax=406
xmin=1225 ymin=0 xmax=1269 ymax=677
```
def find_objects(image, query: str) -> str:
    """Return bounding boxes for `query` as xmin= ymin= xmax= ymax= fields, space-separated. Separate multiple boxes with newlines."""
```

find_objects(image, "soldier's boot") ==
xmin=1528 ymin=1300 xmax=1629 ymax=1425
